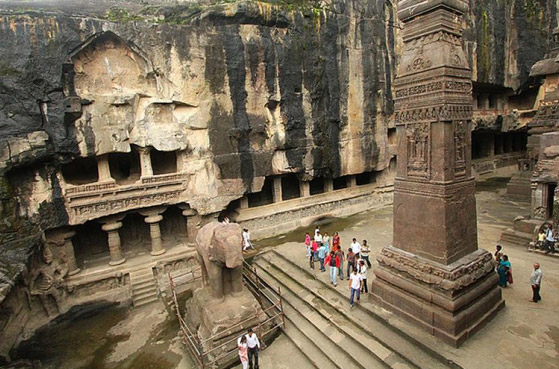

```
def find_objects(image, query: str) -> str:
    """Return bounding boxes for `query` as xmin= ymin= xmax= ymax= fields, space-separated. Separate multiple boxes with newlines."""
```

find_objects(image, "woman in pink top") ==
xmin=238 ymin=335 xmax=248 ymax=369
xmin=304 ymin=232 xmax=311 ymax=257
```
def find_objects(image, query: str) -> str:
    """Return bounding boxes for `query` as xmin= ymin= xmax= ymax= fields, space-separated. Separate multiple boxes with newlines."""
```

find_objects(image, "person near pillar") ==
xmin=361 ymin=240 xmax=371 ymax=268
xmin=358 ymin=259 xmax=368 ymax=294
xmin=530 ymin=263 xmax=543 ymax=303
xmin=348 ymin=267 xmax=362 ymax=308
xmin=545 ymin=225 xmax=555 ymax=254
xmin=497 ymin=255 xmax=511 ymax=288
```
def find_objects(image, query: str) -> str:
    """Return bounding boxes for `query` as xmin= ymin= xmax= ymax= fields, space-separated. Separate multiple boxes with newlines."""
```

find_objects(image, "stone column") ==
xmin=180 ymin=207 xmax=200 ymax=247
xmin=347 ymin=175 xmax=357 ymax=187
xmin=325 ymin=178 xmax=334 ymax=192
xmin=101 ymin=221 xmax=126 ymax=266
xmin=371 ymin=0 xmax=503 ymax=347
xmin=137 ymin=147 xmax=153 ymax=177
xmin=97 ymin=154 xmax=114 ymax=182
xmin=145 ymin=215 xmax=165 ymax=255
xmin=240 ymin=197 xmax=249 ymax=209
xmin=299 ymin=181 xmax=310 ymax=197
xmin=61 ymin=230 xmax=80 ymax=275
xmin=272 ymin=177 xmax=283 ymax=203
xmin=176 ymin=150 xmax=188 ymax=173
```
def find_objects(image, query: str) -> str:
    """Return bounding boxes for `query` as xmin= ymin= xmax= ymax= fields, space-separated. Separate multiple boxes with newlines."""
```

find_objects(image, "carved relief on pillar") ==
xmin=454 ymin=121 xmax=467 ymax=177
xmin=406 ymin=122 xmax=430 ymax=179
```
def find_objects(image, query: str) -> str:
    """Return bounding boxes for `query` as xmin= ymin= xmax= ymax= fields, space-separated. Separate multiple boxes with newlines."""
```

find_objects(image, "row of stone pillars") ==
xmin=95 ymin=147 xmax=189 ymax=183
xmin=239 ymin=176 xmax=359 ymax=208
xmin=47 ymin=205 xmax=201 ymax=272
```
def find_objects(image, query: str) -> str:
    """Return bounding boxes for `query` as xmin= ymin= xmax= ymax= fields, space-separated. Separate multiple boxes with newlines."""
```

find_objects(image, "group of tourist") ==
xmin=237 ymin=328 xmax=260 ymax=369
xmin=495 ymin=244 xmax=544 ymax=303
xmin=536 ymin=224 xmax=558 ymax=254
xmin=305 ymin=226 xmax=371 ymax=306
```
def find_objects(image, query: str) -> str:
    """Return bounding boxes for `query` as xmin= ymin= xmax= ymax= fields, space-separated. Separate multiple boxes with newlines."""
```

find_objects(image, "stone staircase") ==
xmin=131 ymin=268 xmax=159 ymax=307
xmin=254 ymin=250 xmax=461 ymax=369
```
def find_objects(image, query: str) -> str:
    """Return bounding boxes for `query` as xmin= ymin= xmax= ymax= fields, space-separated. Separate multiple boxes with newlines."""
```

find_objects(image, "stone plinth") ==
xmin=372 ymin=247 xmax=503 ymax=345
xmin=185 ymin=288 xmax=268 ymax=367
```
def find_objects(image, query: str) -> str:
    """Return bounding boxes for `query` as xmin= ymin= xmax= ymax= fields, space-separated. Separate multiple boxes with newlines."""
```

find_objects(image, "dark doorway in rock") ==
xmin=281 ymin=174 xmax=300 ymax=200
xmin=61 ymin=157 xmax=99 ymax=185
xmin=151 ymin=149 xmax=177 ymax=175
xmin=248 ymin=177 xmax=274 ymax=207
xmin=120 ymin=213 xmax=151 ymax=254
xmin=108 ymin=149 xmax=141 ymax=185
xmin=333 ymin=176 xmax=348 ymax=190
xmin=547 ymin=183 xmax=556 ymax=220
xmin=73 ymin=221 xmax=108 ymax=268
xmin=310 ymin=178 xmax=325 ymax=195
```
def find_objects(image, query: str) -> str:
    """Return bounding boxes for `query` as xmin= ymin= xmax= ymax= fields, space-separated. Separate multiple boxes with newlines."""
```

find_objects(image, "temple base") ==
xmin=371 ymin=246 xmax=504 ymax=347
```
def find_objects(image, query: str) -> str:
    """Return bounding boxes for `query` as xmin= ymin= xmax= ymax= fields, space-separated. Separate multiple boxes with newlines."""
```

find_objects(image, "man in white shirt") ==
xmin=351 ymin=238 xmax=361 ymax=258
xmin=244 ymin=327 xmax=260 ymax=369
xmin=314 ymin=231 xmax=323 ymax=245
xmin=348 ymin=267 xmax=362 ymax=308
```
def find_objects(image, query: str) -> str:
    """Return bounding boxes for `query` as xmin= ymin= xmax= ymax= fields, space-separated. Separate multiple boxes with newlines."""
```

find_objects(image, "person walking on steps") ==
xmin=237 ymin=335 xmax=249 ymax=369
xmin=361 ymin=240 xmax=371 ymax=268
xmin=530 ymin=263 xmax=543 ymax=303
xmin=349 ymin=267 xmax=362 ymax=308
xmin=336 ymin=245 xmax=345 ymax=280
xmin=318 ymin=242 xmax=327 ymax=272
xmin=325 ymin=251 xmax=340 ymax=286
xmin=351 ymin=238 xmax=361 ymax=259
xmin=358 ymin=259 xmax=368 ymax=294
xmin=346 ymin=248 xmax=356 ymax=277
xmin=304 ymin=232 xmax=311 ymax=258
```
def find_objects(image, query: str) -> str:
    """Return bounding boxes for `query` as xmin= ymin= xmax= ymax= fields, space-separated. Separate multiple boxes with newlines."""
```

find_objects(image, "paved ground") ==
xmin=260 ymin=178 xmax=559 ymax=369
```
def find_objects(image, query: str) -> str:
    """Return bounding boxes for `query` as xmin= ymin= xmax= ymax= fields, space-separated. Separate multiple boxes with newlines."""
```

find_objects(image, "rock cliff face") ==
xmin=0 ymin=0 xmax=556 ymax=322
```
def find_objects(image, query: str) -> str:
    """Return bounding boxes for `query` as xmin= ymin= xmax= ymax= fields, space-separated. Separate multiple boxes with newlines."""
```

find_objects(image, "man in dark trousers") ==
xmin=245 ymin=327 xmax=260 ymax=369
xmin=530 ymin=263 xmax=543 ymax=303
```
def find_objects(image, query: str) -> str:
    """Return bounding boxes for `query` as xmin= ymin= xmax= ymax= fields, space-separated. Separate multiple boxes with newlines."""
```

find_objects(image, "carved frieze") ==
xmin=454 ymin=121 xmax=467 ymax=177
xmin=395 ymin=105 xmax=473 ymax=124
xmin=406 ymin=122 xmax=430 ymax=178
xmin=377 ymin=246 xmax=495 ymax=293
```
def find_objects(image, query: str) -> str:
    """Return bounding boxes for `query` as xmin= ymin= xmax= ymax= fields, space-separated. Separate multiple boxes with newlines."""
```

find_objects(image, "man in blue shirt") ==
xmin=318 ymin=244 xmax=327 ymax=272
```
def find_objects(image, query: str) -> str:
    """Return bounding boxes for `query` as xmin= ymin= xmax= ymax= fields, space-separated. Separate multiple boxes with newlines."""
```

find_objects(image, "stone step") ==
xmin=132 ymin=284 xmax=157 ymax=295
xmin=134 ymin=295 xmax=159 ymax=307
xmin=500 ymin=229 xmax=531 ymax=247
xmin=282 ymin=314 xmax=340 ymax=369
xmin=255 ymin=259 xmax=400 ymax=369
xmin=131 ymin=278 xmax=155 ymax=289
xmin=133 ymin=288 xmax=157 ymax=300
xmin=261 ymin=250 xmax=459 ymax=369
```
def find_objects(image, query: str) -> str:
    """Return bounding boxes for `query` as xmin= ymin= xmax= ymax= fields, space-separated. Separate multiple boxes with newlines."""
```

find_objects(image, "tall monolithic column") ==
xmin=371 ymin=0 xmax=504 ymax=346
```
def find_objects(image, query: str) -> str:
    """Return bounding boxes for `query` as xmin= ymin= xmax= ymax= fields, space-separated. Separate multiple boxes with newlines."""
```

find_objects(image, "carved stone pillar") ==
xmin=101 ymin=221 xmax=126 ymax=266
xmin=145 ymin=215 xmax=165 ymax=255
xmin=299 ymin=181 xmax=310 ymax=197
xmin=61 ymin=230 xmax=80 ymax=275
xmin=180 ymin=206 xmax=200 ymax=247
xmin=324 ymin=178 xmax=334 ymax=192
xmin=272 ymin=177 xmax=282 ymax=203
xmin=371 ymin=0 xmax=503 ymax=347
xmin=240 ymin=196 xmax=249 ymax=209
xmin=347 ymin=175 xmax=357 ymax=187
xmin=176 ymin=150 xmax=188 ymax=172
xmin=137 ymin=147 xmax=153 ymax=177
xmin=97 ymin=154 xmax=114 ymax=182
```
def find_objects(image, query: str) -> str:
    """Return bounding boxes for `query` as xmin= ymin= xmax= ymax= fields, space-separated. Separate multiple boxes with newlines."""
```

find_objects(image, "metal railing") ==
xmin=168 ymin=261 xmax=285 ymax=369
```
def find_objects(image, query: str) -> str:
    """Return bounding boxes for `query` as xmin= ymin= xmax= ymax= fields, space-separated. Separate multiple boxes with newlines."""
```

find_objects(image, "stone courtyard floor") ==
xmin=12 ymin=177 xmax=558 ymax=369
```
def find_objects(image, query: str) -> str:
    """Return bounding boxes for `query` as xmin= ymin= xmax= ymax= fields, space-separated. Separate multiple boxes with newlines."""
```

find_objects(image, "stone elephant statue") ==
xmin=196 ymin=221 xmax=244 ymax=302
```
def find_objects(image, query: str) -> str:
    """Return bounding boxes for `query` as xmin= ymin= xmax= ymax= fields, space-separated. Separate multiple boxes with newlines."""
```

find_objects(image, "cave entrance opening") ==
xmin=61 ymin=157 xmax=99 ymax=185
xmin=248 ymin=177 xmax=274 ymax=207
xmin=108 ymin=148 xmax=141 ymax=185
xmin=281 ymin=174 xmax=300 ymax=201
xmin=151 ymin=149 xmax=177 ymax=175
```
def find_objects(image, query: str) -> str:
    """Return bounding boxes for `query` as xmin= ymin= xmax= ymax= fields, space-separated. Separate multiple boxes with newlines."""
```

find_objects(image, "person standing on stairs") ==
xmin=318 ymin=242 xmax=327 ymax=272
xmin=358 ymin=259 xmax=369 ymax=294
xmin=325 ymin=250 xmax=340 ymax=286
xmin=361 ymin=240 xmax=371 ymax=268
xmin=245 ymin=328 xmax=260 ymax=369
xmin=237 ymin=335 xmax=249 ymax=369
xmin=349 ymin=267 xmax=362 ymax=308
xmin=336 ymin=245 xmax=345 ymax=280
xmin=346 ymin=248 xmax=356 ymax=277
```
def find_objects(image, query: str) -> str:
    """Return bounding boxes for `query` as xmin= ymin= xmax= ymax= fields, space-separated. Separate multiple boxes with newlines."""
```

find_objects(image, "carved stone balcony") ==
xmin=64 ymin=173 xmax=188 ymax=225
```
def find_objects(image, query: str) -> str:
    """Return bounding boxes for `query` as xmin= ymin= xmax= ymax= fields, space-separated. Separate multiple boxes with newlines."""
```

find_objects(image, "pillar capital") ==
xmin=145 ymin=214 xmax=163 ymax=224
xmin=139 ymin=206 xmax=167 ymax=218
xmin=101 ymin=221 xmax=123 ymax=232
